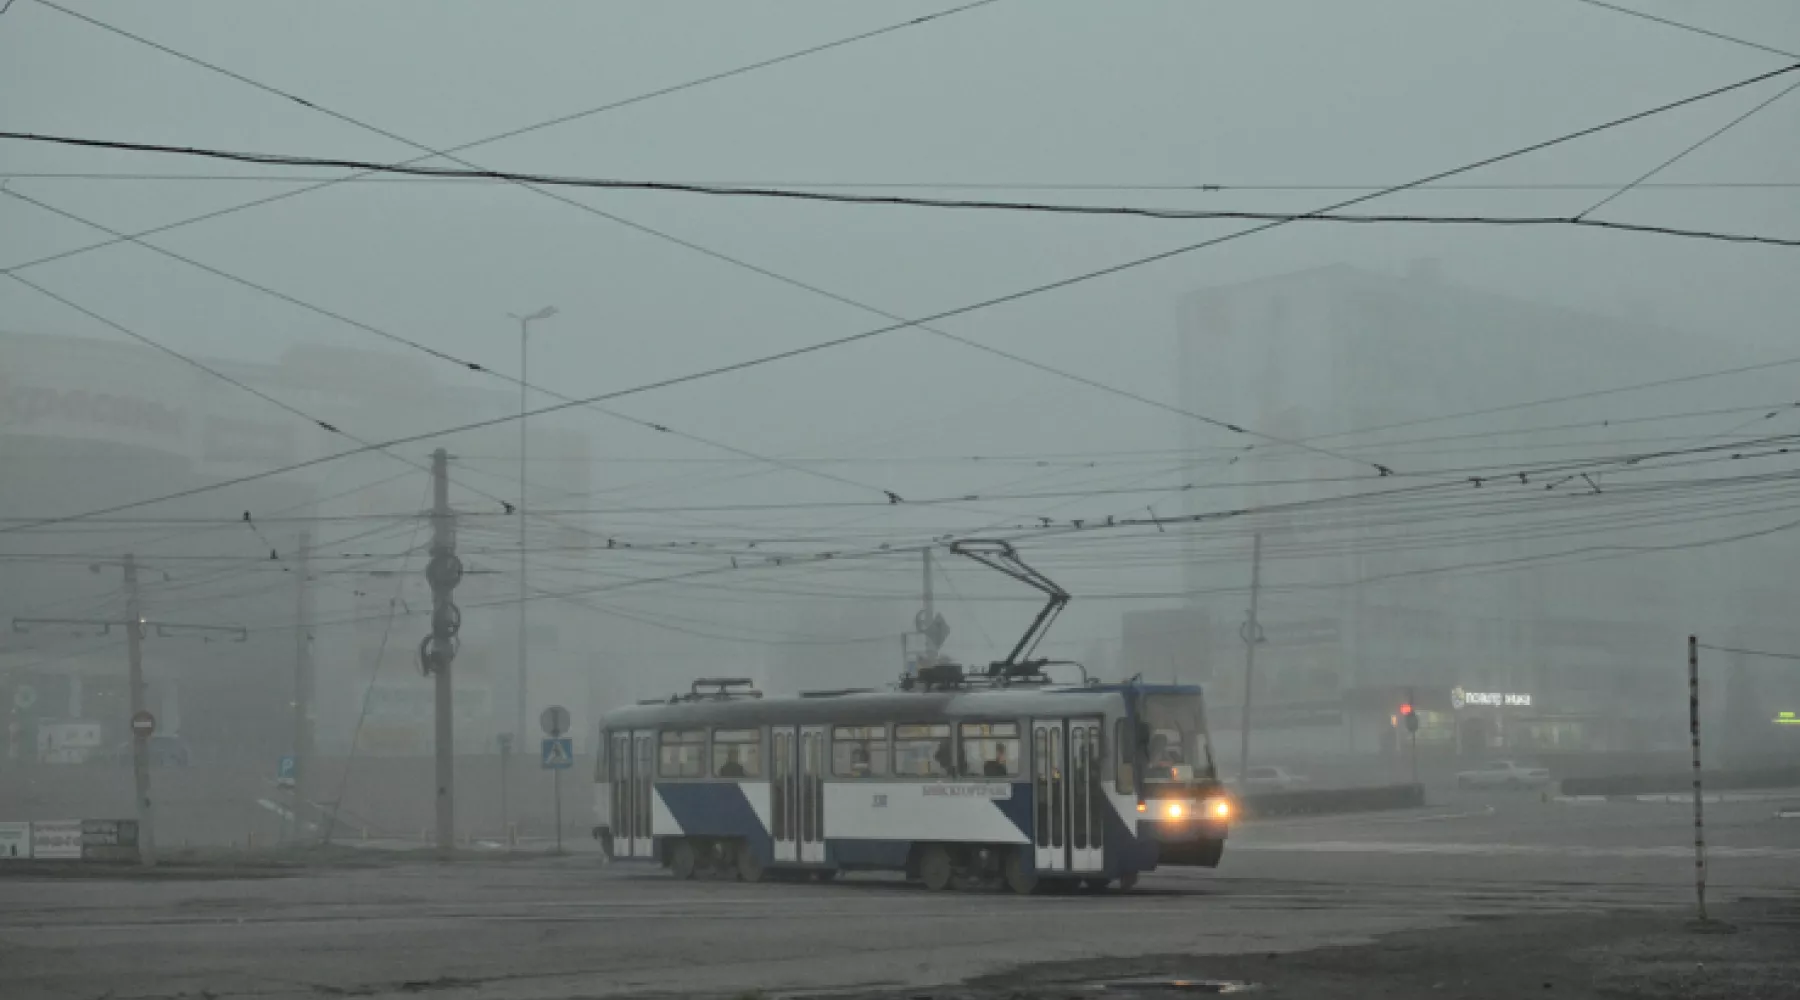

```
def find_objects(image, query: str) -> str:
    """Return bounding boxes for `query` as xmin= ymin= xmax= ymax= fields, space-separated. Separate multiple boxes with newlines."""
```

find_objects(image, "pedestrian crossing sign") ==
xmin=541 ymin=737 xmax=573 ymax=770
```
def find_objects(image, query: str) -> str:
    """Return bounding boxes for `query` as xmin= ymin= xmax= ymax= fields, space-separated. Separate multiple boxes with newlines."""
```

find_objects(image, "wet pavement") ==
xmin=1 ymin=790 xmax=1796 ymax=999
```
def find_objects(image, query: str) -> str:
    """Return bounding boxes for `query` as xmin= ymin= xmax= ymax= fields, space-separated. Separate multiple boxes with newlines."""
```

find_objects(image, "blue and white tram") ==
xmin=592 ymin=677 xmax=1230 ymax=892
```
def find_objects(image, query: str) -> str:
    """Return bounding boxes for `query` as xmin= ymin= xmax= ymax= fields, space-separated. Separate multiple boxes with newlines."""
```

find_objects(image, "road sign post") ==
xmin=540 ymin=706 xmax=571 ymax=854
xmin=497 ymin=733 xmax=514 ymax=848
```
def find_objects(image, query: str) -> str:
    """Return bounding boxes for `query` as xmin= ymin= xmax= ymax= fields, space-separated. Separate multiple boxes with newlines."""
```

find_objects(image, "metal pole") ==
xmin=290 ymin=531 xmax=312 ymax=844
xmin=123 ymin=554 xmax=156 ymax=867
xmin=1237 ymin=532 xmax=1262 ymax=782
xmin=553 ymin=765 xmax=563 ymax=854
xmin=499 ymin=736 xmax=511 ymax=848
xmin=427 ymin=448 xmax=460 ymax=855
xmin=517 ymin=318 xmax=529 ymax=758
xmin=1688 ymin=634 xmax=1708 ymax=922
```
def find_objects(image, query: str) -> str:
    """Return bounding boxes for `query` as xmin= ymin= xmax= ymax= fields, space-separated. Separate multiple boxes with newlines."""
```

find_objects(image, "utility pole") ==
xmin=1237 ymin=532 xmax=1263 ymax=782
xmin=424 ymin=448 xmax=463 ymax=854
xmin=123 ymin=554 xmax=156 ymax=867
xmin=288 ymin=531 xmax=313 ymax=844
xmin=14 ymin=585 xmax=245 ymax=868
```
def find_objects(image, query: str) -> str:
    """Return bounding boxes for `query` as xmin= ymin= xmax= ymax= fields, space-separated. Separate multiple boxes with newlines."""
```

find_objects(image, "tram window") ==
xmin=831 ymin=725 xmax=889 ymax=777
xmin=658 ymin=729 xmax=706 ymax=778
xmin=1115 ymin=719 xmax=1136 ymax=795
xmin=959 ymin=722 xmax=1021 ymax=778
xmin=711 ymin=728 xmax=762 ymax=778
xmin=893 ymin=723 xmax=953 ymax=777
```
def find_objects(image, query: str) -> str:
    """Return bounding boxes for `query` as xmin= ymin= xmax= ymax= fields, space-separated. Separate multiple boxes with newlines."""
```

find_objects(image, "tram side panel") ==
xmin=822 ymin=779 xmax=1032 ymax=868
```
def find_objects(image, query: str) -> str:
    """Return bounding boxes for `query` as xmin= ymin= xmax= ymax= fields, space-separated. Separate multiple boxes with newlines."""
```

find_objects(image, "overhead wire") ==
xmin=1574 ymin=75 xmax=1800 ymax=220
xmin=6 ymin=173 xmax=1800 ymax=193
xmin=1567 ymin=0 xmax=1800 ymax=61
xmin=10 ymin=54 xmax=1796 ymax=541
xmin=7 ymin=0 xmax=1002 ymax=275
xmin=8 ymin=133 xmax=1800 ymax=250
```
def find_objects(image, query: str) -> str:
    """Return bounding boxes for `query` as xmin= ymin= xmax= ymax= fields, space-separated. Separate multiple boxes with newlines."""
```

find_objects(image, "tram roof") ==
xmin=599 ymin=681 xmax=1203 ymax=731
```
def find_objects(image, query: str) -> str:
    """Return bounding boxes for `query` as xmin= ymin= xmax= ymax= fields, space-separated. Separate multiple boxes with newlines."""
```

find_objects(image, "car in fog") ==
xmin=1455 ymin=759 xmax=1550 ymax=790
xmin=1238 ymin=765 xmax=1310 ymax=792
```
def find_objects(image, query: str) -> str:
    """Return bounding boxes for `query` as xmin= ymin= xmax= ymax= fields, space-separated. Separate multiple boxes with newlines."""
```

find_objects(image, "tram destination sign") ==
xmin=923 ymin=783 xmax=1013 ymax=800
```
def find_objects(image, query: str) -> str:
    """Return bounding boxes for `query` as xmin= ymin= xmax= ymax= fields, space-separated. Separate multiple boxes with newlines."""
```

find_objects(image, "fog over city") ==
xmin=2 ymin=3 xmax=1799 ymax=998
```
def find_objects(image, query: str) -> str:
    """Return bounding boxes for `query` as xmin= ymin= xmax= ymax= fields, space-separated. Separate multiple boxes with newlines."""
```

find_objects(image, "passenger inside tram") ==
xmin=983 ymin=743 xmax=1010 ymax=777
xmin=718 ymin=746 xmax=746 ymax=778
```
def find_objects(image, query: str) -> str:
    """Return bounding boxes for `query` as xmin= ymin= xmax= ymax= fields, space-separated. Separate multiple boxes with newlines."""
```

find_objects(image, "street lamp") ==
xmin=507 ymin=306 xmax=557 ymax=751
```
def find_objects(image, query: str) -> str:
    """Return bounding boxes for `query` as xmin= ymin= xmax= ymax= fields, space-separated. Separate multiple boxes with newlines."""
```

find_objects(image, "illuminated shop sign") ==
xmin=1451 ymin=686 xmax=1531 ymax=709
xmin=1776 ymin=711 xmax=1799 ymax=727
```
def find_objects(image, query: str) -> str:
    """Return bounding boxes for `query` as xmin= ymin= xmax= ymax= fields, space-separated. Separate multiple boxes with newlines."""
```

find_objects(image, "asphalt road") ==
xmin=3 ymin=790 xmax=1796 ymax=1000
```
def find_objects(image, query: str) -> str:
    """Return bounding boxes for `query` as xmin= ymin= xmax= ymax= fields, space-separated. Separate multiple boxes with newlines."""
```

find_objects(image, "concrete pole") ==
xmin=123 ymin=554 xmax=156 ymax=867
xmin=428 ymin=448 xmax=459 ymax=854
xmin=1688 ymin=635 xmax=1708 ymax=922
xmin=1237 ymin=533 xmax=1263 ymax=782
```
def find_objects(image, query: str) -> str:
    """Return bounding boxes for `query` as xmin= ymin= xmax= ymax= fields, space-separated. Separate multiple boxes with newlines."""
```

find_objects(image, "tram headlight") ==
xmin=1165 ymin=802 xmax=1184 ymax=820
xmin=1205 ymin=797 xmax=1231 ymax=820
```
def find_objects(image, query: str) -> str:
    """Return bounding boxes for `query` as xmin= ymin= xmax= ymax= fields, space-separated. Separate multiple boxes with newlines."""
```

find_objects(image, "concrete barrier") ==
xmin=1559 ymin=765 xmax=1800 ymax=797
xmin=1237 ymin=783 xmax=1425 ymax=819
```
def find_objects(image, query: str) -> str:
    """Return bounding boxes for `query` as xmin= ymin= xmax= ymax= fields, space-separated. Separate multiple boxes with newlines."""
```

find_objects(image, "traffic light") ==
xmin=1400 ymin=702 xmax=1419 ymax=734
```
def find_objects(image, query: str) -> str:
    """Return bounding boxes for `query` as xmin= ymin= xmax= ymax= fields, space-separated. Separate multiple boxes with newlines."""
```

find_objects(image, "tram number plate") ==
xmin=923 ymin=784 xmax=1012 ymax=800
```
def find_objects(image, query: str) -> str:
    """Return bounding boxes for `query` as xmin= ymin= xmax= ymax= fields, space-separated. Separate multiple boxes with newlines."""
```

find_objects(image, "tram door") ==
xmin=771 ymin=726 xmax=797 ymax=863
xmin=1032 ymin=717 xmax=1105 ymax=874
xmin=609 ymin=731 xmax=656 ymax=858
xmin=798 ymin=725 xmax=826 ymax=863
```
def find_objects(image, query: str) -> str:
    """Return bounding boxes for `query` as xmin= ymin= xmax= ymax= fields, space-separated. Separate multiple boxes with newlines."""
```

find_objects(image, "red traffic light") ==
xmin=1399 ymin=703 xmax=1414 ymax=715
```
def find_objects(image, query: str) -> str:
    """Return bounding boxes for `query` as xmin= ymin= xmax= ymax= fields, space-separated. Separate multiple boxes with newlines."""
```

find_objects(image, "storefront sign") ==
xmin=0 ymin=822 xmax=30 ymax=859
xmin=30 ymin=820 xmax=82 ymax=859
xmin=1452 ymin=687 xmax=1532 ymax=709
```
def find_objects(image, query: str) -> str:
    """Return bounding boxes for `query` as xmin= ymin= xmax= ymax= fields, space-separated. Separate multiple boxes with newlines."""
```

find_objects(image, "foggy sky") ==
xmin=4 ymin=0 xmax=1800 ymax=700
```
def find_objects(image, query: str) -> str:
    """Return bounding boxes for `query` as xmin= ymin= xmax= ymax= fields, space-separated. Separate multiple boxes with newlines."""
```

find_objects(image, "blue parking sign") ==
xmin=541 ymin=737 xmax=573 ymax=770
xmin=277 ymin=755 xmax=296 ymax=786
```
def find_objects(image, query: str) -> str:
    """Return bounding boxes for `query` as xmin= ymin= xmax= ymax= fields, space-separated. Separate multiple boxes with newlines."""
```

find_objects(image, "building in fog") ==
xmin=0 ymin=330 xmax=597 ymax=765
xmin=1119 ymin=263 xmax=1800 ymax=766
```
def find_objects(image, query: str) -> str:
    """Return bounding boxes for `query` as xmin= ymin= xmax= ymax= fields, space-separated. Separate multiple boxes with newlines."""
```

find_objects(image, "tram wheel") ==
xmin=919 ymin=845 xmax=954 ymax=891
xmin=812 ymin=869 xmax=837 ymax=882
xmin=669 ymin=839 xmax=698 ymax=880
xmin=1117 ymin=871 xmax=1139 ymax=892
xmin=1080 ymin=878 xmax=1112 ymax=893
xmin=735 ymin=842 xmax=766 ymax=883
xmin=1002 ymin=850 xmax=1038 ymax=895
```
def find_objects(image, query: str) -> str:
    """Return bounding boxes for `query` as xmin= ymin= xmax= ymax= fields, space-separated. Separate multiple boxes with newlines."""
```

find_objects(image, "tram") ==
xmin=592 ymin=671 xmax=1228 ymax=892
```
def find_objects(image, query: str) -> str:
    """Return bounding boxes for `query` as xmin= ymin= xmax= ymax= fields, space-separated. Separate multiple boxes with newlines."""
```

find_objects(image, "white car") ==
xmin=1456 ymin=760 xmax=1550 ymax=790
xmin=1239 ymin=765 xmax=1309 ymax=792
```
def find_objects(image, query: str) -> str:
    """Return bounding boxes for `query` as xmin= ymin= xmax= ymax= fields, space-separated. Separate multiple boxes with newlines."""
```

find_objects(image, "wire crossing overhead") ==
xmin=5 ymin=132 xmax=1799 ymax=250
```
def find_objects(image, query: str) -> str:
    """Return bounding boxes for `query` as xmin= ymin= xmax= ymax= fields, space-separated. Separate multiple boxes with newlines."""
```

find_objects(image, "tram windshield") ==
xmin=1140 ymin=692 xmax=1216 ymax=783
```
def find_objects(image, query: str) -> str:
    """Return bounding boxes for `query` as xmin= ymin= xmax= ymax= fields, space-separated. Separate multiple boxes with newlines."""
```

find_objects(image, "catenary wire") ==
xmin=9 ymin=131 xmax=1800 ymax=250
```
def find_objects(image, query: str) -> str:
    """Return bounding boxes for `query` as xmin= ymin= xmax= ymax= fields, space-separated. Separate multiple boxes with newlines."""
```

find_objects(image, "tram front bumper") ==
xmin=1136 ymin=795 xmax=1232 ymax=837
